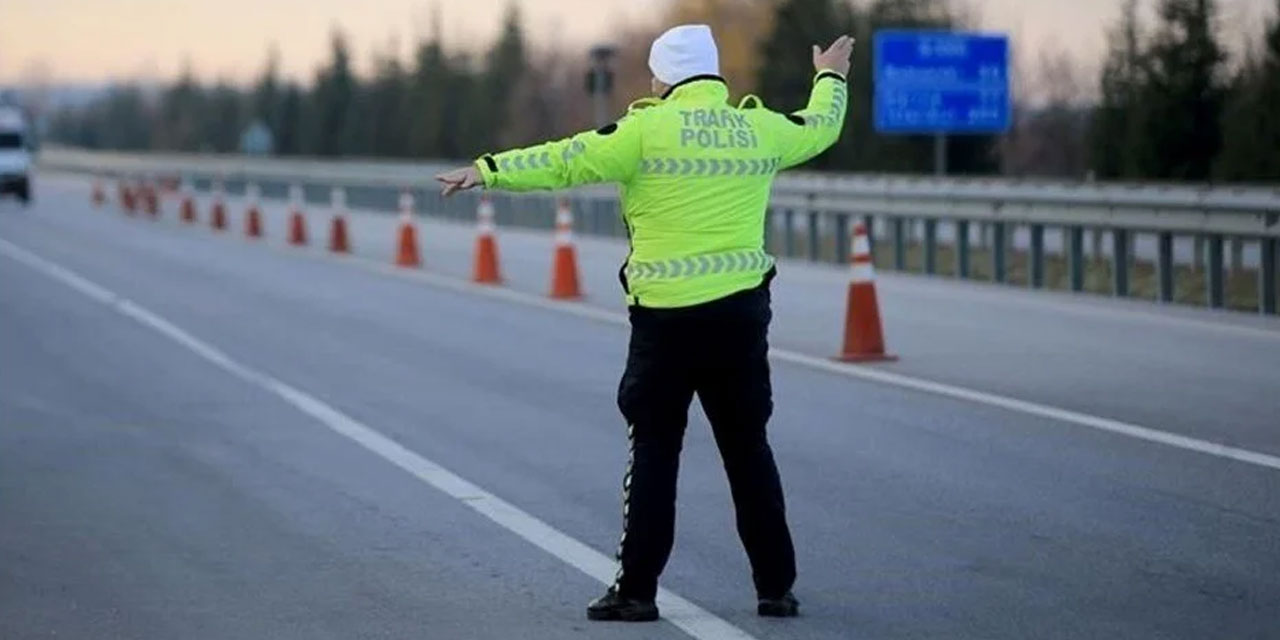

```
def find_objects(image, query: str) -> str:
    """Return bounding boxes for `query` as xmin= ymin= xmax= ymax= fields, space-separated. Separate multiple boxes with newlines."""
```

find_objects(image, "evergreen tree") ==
xmin=477 ymin=3 xmax=528 ymax=152
xmin=363 ymin=45 xmax=412 ymax=157
xmin=154 ymin=63 xmax=204 ymax=150
xmin=444 ymin=52 xmax=481 ymax=158
xmin=92 ymin=85 xmax=152 ymax=150
xmin=305 ymin=31 xmax=358 ymax=156
xmin=275 ymin=83 xmax=304 ymax=155
xmin=1091 ymin=0 xmax=1147 ymax=179
xmin=407 ymin=24 xmax=453 ymax=158
xmin=1216 ymin=0 xmax=1280 ymax=180
xmin=202 ymin=81 xmax=245 ymax=152
xmin=252 ymin=47 xmax=282 ymax=148
xmin=1141 ymin=0 xmax=1227 ymax=179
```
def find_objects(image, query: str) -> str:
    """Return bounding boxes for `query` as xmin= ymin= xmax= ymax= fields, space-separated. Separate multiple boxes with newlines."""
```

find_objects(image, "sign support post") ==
xmin=934 ymin=133 xmax=947 ymax=176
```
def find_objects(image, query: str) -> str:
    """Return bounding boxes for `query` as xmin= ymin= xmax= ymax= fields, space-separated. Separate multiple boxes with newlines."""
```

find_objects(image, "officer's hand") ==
xmin=812 ymin=35 xmax=855 ymax=77
xmin=436 ymin=166 xmax=482 ymax=197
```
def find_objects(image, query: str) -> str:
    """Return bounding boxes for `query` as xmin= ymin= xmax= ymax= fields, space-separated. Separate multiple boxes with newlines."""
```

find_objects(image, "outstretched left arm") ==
xmin=436 ymin=118 xmax=642 ymax=196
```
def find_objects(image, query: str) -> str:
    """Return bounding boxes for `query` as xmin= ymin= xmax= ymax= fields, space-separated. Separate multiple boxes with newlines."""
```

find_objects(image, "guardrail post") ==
xmin=1069 ymin=226 xmax=1085 ymax=292
xmin=807 ymin=209 xmax=820 ymax=261
xmin=1262 ymin=237 xmax=1277 ymax=315
xmin=1157 ymin=231 xmax=1175 ymax=303
xmin=783 ymin=209 xmax=795 ymax=258
xmin=1207 ymin=233 xmax=1225 ymax=308
xmin=863 ymin=215 xmax=876 ymax=259
xmin=835 ymin=214 xmax=851 ymax=264
xmin=923 ymin=218 xmax=937 ymax=275
xmin=955 ymin=220 xmax=970 ymax=279
xmin=992 ymin=221 xmax=1007 ymax=283
xmin=1029 ymin=224 xmax=1044 ymax=288
xmin=1112 ymin=228 xmax=1130 ymax=297
xmin=893 ymin=218 xmax=907 ymax=271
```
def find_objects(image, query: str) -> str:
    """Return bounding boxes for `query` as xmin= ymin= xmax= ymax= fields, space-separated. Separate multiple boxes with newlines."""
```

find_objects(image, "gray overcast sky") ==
xmin=1 ymin=0 xmax=1272 ymax=84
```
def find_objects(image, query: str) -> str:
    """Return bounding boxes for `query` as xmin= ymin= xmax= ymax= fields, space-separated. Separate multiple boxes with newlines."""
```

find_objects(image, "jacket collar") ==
xmin=661 ymin=75 xmax=729 ymax=102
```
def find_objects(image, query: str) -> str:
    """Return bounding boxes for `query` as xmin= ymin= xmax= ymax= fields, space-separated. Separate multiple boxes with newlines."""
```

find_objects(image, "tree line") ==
xmin=42 ymin=0 xmax=1280 ymax=182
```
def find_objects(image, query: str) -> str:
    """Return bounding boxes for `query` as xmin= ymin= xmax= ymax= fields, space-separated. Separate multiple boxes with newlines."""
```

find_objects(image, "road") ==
xmin=1 ymin=175 xmax=1278 ymax=639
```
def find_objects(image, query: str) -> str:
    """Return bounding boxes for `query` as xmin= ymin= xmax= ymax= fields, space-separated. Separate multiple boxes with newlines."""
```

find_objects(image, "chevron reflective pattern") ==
xmin=499 ymin=148 xmax=556 ymax=173
xmin=803 ymin=79 xmax=848 ymax=128
xmin=638 ymin=157 xmax=781 ymax=177
xmin=561 ymin=140 xmax=587 ymax=163
xmin=625 ymin=249 xmax=775 ymax=281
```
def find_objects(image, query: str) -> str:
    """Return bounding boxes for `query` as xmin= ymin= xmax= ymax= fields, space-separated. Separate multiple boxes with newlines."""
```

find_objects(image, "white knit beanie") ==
xmin=648 ymin=24 xmax=720 ymax=86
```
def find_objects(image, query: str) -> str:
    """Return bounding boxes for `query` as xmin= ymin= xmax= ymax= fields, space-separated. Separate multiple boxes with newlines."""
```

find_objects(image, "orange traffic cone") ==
xmin=244 ymin=183 xmax=263 ymax=238
xmin=287 ymin=184 xmax=308 ymax=246
xmin=91 ymin=177 xmax=105 ymax=207
xmin=120 ymin=181 xmax=136 ymax=215
xmin=179 ymin=178 xmax=196 ymax=223
xmin=394 ymin=190 xmax=422 ymax=267
xmin=472 ymin=195 xmax=502 ymax=284
xmin=210 ymin=180 xmax=228 ymax=231
xmin=837 ymin=223 xmax=896 ymax=362
xmin=142 ymin=181 xmax=159 ymax=218
xmin=328 ymin=187 xmax=350 ymax=254
xmin=549 ymin=198 xmax=582 ymax=300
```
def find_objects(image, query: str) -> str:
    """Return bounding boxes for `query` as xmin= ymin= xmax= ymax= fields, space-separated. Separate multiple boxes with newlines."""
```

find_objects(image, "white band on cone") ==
xmin=851 ymin=263 xmax=876 ymax=283
xmin=555 ymin=205 xmax=573 ymax=245
xmin=852 ymin=234 xmax=870 ymax=257
xmin=478 ymin=201 xmax=496 ymax=234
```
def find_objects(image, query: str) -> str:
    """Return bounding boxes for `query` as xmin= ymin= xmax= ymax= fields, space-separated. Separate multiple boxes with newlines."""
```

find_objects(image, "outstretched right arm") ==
xmin=760 ymin=35 xmax=854 ymax=170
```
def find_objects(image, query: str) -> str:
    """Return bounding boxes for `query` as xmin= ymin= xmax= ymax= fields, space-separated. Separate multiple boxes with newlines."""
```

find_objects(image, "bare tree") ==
xmin=1002 ymin=46 xmax=1091 ymax=177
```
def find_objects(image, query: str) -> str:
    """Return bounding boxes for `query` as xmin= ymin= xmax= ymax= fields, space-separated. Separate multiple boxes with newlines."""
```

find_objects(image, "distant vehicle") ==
xmin=0 ymin=106 xmax=33 ymax=204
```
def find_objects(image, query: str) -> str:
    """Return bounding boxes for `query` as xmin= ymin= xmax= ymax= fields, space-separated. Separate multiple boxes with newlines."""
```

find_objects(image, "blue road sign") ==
xmin=873 ymin=30 xmax=1011 ymax=134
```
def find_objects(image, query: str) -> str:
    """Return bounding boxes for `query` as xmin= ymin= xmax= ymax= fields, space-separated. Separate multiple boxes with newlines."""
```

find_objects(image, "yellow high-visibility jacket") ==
xmin=475 ymin=71 xmax=848 ymax=308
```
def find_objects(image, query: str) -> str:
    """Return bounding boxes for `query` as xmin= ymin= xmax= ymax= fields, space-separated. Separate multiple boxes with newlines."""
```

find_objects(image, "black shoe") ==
xmin=758 ymin=591 xmax=800 ymax=617
xmin=586 ymin=588 xmax=659 ymax=622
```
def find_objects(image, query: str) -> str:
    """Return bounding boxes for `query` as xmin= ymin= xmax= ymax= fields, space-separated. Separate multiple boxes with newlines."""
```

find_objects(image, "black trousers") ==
xmin=613 ymin=274 xmax=795 ymax=601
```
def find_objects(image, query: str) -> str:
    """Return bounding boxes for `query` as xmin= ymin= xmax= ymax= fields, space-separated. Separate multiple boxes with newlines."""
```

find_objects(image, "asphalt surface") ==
xmin=2 ymin=176 xmax=1279 ymax=639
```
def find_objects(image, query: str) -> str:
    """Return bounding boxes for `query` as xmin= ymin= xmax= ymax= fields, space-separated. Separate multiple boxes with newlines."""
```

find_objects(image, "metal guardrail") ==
xmin=38 ymin=148 xmax=1280 ymax=315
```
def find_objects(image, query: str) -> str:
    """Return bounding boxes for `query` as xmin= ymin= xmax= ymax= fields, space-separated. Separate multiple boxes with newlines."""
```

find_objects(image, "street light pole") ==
xmin=587 ymin=45 xmax=617 ymax=128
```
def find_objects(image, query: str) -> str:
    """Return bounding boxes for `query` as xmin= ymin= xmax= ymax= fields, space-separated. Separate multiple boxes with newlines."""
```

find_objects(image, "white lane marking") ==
xmin=317 ymin=249 xmax=1280 ymax=474
xmin=0 ymin=238 xmax=757 ymax=640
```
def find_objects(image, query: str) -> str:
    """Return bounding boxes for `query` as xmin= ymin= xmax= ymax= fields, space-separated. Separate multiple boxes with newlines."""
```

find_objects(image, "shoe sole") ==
xmin=587 ymin=608 xmax=660 ymax=622
xmin=758 ymin=605 xmax=800 ymax=617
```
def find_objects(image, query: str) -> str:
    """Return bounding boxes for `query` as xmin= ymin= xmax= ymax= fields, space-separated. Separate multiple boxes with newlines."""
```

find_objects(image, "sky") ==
xmin=0 ymin=0 xmax=1272 ymax=86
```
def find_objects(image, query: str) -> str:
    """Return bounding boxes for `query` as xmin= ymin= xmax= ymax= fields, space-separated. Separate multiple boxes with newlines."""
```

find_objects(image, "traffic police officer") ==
xmin=437 ymin=24 xmax=852 ymax=622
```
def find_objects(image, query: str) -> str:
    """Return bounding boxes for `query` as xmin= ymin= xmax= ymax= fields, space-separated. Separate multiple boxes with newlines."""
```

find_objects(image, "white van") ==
xmin=0 ymin=106 xmax=32 ymax=204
